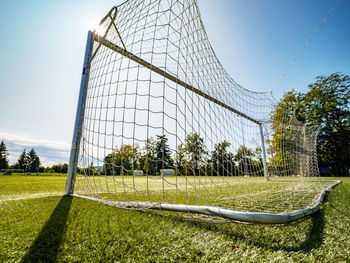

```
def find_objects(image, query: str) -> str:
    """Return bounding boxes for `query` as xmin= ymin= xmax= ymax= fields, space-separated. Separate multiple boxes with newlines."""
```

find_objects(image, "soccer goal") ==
xmin=65 ymin=0 xmax=340 ymax=224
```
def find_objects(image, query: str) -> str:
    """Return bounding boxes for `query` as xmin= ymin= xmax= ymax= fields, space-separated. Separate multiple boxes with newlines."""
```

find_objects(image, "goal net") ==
xmin=65 ymin=0 xmax=340 ymax=224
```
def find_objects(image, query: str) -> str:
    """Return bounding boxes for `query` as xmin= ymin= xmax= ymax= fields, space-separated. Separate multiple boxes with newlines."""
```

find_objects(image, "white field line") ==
xmin=0 ymin=192 xmax=63 ymax=202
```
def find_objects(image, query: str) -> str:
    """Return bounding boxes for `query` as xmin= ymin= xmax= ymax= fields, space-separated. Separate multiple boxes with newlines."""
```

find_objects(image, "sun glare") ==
xmin=89 ymin=21 xmax=105 ymax=36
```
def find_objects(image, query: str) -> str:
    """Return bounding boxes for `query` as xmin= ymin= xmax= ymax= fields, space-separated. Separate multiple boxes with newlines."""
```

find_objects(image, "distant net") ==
xmin=68 ymin=0 xmax=340 ymax=224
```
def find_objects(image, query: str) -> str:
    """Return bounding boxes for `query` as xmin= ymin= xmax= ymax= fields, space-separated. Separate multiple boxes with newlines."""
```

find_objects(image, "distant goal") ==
xmin=65 ymin=0 xmax=340 ymax=224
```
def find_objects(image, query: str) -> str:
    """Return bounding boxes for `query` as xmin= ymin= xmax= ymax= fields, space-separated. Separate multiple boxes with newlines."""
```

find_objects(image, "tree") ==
xmin=269 ymin=91 xmax=302 ymax=176
xmin=175 ymin=143 xmax=187 ymax=176
xmin=184 ymin=133 xmax=207 ymax=175
xmin=16 ymin=149 xmax=28 ymax=171
xmin=103 ymin=144 xmax=138 ymax=175
xmin=137 ymin=138 xmax=157 ymax=175
xmin=250 ymin=147 xmax=265 ymax=176
xmin=154 ymin=135 xmax=173 ymax=171
xmin=303 ymin=73 xmax=350 ymax=175
xmin=27 ymin=148 xmax=41 ymax=172
xmin=38 ymin=166 xmax=45 ymax=173
xmin=47 ymin=163 xmax=68 ymax=173
xmin=85 ymin=162 xmax=100 ymax=176
xmin=0 ymin=140 xmax=9 ymax=170
xmin=234 ymin=146 xmax=255 ymax=176
xmin=210 ymin=140 xmax=235 ymax=176
xmin=271 ymin=73 xmax=350 ymax=176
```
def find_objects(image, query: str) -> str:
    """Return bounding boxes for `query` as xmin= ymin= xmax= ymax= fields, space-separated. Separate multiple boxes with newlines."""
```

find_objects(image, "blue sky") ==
xmin=0 ymin=0 xmax=349 ymax=165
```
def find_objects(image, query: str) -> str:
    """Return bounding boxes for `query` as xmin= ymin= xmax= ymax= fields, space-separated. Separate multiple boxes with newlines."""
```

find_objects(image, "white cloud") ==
xmin=0 ymin=132 xmax=70 ymax=151
xmin=0 ymin=132 xmax=71 ymax=166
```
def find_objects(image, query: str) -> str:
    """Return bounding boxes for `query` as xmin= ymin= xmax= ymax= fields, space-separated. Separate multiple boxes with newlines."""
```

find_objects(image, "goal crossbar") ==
xmin=92 ymin=33 xmax=261 ymax=125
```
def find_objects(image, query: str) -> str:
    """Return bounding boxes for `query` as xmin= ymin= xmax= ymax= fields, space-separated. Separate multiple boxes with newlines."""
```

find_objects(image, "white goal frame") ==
xmin=65 ymin=6 xmax=340 ymax=225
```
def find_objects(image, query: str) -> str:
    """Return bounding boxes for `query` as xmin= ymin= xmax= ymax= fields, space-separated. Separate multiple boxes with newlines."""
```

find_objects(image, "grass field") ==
xmin=0 ymin=176 xmax=349 ymax=262
xmin=73 ymin=175 xmax=340 ymax=217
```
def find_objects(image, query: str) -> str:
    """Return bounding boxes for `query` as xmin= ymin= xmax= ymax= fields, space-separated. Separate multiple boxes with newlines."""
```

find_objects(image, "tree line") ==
xmin=0 ymin=142 xmax=71 ymax=174
xmin=0 ymin=142 xmax=41 ymax=172
xmin=100 ymin=133 xmax=264 ymax=176
xmin=97 ymin=73 xmax=350 ymax=177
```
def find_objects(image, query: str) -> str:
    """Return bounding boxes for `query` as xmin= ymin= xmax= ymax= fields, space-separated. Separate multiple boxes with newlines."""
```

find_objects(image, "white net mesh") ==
xmin=69 ymin=0 xmax=339 ymax=224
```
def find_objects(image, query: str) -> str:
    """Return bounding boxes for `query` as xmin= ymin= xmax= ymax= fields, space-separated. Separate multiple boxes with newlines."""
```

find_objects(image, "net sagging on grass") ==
xmin=68 ymin=0 xmax=340 ymax=224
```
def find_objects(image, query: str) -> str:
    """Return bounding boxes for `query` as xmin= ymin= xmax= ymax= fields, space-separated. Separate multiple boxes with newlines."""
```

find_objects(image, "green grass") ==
xmin=74 ymin=175 xmax=338 ymax=214
xmin=0 ymin=176 xmax=65 ymax=201
xmin=0 ymin=176 xmax=349 ymax=262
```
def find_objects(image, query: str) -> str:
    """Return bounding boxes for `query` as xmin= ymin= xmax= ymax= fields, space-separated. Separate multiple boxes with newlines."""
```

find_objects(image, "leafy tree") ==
xmin=154 ymin=135 xmax=173 ymax=171
xmin=233 ymin=146 xmax=264 ymax=176
xmin=82 ymin=162 xmax=100 ymax=176
xmin=210 ymin=140 xmax=235 ymax=176
xmin=103 ymin=144 xmax=138 ymax=175
xmin=0 ymin=140 xmax=9 ymax=170
xmin=175 ymin=143 xmax=188 ymax=176
xmin=303 ymin=73 xmax=349 ymax=175
xmin=271 ymin=73 xmax=350 ymax=176
xmin=48 ymin=163 xmax=68 ymax=173
xmin=269 ymin=91 xmax=301 ymax=175
xmin=251 ymin=147 xmax=264 ymax=176
xmin=184 ymin=133 xmax=207 ymax=175
xmin=234 ymin=146 xmax=254 ymax=175
xmin=173 ymin=134 xmax=207 ymax=176
xmin=27 ymin=148 xmax=41 ymax=172
xmin=137 ymin=138 xmax=157 ymax=175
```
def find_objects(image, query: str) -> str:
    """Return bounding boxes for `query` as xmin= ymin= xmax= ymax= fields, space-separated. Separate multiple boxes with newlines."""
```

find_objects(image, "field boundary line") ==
xmin=0 ymin=192 xmax=64 ymax=202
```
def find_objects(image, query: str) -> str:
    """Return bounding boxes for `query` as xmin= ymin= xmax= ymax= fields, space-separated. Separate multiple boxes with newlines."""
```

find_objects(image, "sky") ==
xmin=0 ymin=0 xmax=349 ymax=166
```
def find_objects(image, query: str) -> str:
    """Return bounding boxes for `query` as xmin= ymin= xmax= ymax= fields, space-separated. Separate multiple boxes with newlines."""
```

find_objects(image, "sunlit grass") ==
xmin=0 ymin=175 xmax=65 ymax=201
xmin=75 ymin=175 xmax=338 ymax=214
xmin=0 ymin=176 xmax=348 ymax=262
